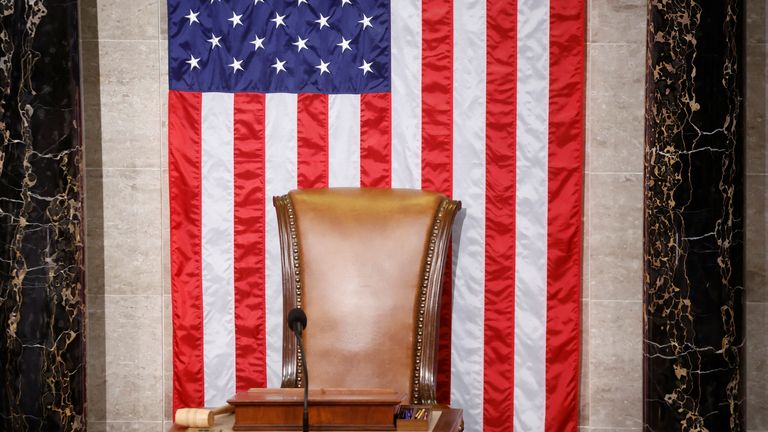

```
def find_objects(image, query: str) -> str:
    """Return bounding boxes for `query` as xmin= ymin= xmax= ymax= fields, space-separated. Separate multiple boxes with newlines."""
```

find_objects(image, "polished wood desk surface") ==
xmin=169 ymin=408 xmax=463 ymax=432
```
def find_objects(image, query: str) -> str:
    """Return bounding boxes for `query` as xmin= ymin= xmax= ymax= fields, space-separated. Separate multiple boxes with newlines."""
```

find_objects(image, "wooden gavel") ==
xmin=175 ymin=404 xmax=234 ymax=427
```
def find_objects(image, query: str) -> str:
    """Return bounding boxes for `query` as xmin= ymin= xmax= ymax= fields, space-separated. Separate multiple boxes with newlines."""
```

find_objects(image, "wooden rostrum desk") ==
xmin=170 ymin=388 xmax=462 ymax=432
xmin=170 ymin=409 xmax=462 ymax=432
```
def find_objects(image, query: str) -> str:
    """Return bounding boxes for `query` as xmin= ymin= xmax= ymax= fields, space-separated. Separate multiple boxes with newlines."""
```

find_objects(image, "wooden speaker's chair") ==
xmin=273 ymin=188 xmax=461 ymax=405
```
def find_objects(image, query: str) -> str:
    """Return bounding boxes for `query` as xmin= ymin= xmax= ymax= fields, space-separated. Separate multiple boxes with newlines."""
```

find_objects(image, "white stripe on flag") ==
xmin=201 ymin=92 xmax=236 ymax=406
xmin=265 ymin=93 xmax=298 ymax=388
xmin=329 ymin=95 xmax=361 ymax=187
xmin=514 ymin=0 xmax=549 ymax=430
xmin=451 ymin=0 xmax=486 ymax=430
xmin=390 ymin=0 xmax=421 ymax=189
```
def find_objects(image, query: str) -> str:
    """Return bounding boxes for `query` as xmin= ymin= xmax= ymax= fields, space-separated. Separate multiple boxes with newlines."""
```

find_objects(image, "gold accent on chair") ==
xmin=273 ymin=188 xmax=461 ymax=405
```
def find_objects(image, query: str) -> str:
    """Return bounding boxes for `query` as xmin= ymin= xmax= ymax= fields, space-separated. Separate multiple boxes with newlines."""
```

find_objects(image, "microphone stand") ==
xmin=293 ymin=323 xmax=309 ymax=432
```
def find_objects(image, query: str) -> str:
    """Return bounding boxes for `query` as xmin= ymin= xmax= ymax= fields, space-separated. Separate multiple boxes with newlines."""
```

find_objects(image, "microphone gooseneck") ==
xmin=288 ymin=308 xmax=309 ymax=432
xmin=295 ymin=325 xmax=309 ymax=432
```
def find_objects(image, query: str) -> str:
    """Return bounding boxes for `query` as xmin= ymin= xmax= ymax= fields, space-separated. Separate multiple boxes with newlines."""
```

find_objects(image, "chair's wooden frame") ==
xmin=273 ymin=190 xmax=461 ymax=405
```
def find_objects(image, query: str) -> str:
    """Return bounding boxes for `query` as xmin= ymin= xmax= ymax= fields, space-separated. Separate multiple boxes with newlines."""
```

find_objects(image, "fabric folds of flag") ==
xmin=167 ymin=0 xmax=584 ymax=430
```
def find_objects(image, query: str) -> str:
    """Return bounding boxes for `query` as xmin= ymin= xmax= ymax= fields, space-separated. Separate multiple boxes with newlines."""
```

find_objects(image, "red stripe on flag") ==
xmin=422 ymin=0 xmax=453 ymax=405
xmin=169 ymin=90 xmax=205 ymax=412
xmin=233 ymin=93 xmax=267 ymax=392
xmin=484 ymin=0 xmax=517 ymax=429
xmin=421 ymin=2 xmax=453 ymax=195
xmin=297 ymin=94 xmax=329 ymax=189
xmin=360 ymin=92 xmax=392 ymax=188
xmin=545 ymin=1 xmax=585 ymax=430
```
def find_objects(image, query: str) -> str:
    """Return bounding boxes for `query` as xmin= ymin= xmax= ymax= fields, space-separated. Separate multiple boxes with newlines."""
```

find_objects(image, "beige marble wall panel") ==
xmin=587 ymin=44 xmax=645 ymax=174
xmin=588 ymin=0 xmax=646 ymax=43
xmin=82 ymin=1 xmax=167 ymax=430
xmin=747 ymin=0 xmax=766 ymax=44
xmin=81 ymin=0 xmax=159 ymax=41
xmin=160 ymin=47 xmax=171 ymax=298
xmin=746 ymin=174 xmax=767 ymax=304
xmin=81 ymin=40 xmax=104 ymax=170
xmin=88 ymin=421 xmax=164 ymax=432
xmin=164 ymin=295 xmax=173 ymax=421
xmin=747 ymin=303 xmax=768 ymax=430
xmin=85 ymin=168 xmax=106 ymax=297
xmin=584 ymin=1 xmax=646 ymax=428
xmin=746 ymin=43 xmax=766 ymax=175
xmin=582 ymin=178 xmax=590 ymax=300
xmin=82 ymin=41 xmax=161 ymax=170
xmin=85 ymin=169 xmax=162 ymax=296
xmin=87 ymin=296 xmax=163 ymax=422
xmin=162 ymin=168 xmax=171 ymax=296
xmin=580 ymin=300 xmax=590 ymax=426
xmin=160 ymin=45 xmax=169 ymax=168
xmin=86 ymin=294 xmax=108 ymax=422
xmin=744 ymin=6 xmax=767 ymax=430
xmin=589 ymin=301 xmax=642 ymax=429
xmin=588 ymin=174 xmax=643 ymax=301
xmin=159 ymin=1 xmax=168 ymax=40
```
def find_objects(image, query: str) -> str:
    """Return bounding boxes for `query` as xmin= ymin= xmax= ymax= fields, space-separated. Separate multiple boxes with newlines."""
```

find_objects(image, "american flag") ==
xmin=167 ymin=0 xmax=585 ymax=430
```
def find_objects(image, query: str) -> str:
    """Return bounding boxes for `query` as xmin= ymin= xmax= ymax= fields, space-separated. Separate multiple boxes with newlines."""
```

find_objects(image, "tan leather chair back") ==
xmin=273 ymin=188 xmax=460 ymax=404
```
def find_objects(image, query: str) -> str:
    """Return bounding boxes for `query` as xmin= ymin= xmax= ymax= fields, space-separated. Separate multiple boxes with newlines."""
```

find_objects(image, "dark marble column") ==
xmin=0 ymin=1 xmax=85 ymax=430
xmin=644 ymin=1 xmax=745 ymax=430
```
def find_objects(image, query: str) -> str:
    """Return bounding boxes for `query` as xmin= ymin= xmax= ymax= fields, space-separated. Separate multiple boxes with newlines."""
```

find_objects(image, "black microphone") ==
xmin=287 ymin=308 xmax=309 ymax=432
xmin=288 ymin=308 xmax=307 ymax=334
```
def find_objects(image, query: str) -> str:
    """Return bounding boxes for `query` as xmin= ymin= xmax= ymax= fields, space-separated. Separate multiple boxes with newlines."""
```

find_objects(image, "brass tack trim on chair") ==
xmin=285 ymin=198 xmax=305 ymax=388
xmin=412 ymin=200 xmax=448 ymax=404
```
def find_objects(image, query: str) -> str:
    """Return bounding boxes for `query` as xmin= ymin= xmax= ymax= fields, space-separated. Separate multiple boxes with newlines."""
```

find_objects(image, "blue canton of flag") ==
xmin=168 ymin=0 xmax=391 ymax=94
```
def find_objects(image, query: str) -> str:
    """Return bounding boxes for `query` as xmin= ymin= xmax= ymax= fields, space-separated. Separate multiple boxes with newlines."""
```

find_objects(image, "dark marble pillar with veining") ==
xmin=644 ymin=1 xmax=745 ymax=430
xmin=0 ymin=1 xmax=85 ymax=430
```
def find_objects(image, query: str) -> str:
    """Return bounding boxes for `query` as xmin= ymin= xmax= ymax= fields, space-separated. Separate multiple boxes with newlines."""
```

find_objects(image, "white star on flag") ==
xmin=341 ymin=0 xmax=352 ymax=6
xmin=358 ymin=59 xmax=373 ymax=75
xmin=228 ymin=12 xmax=243 ymax=27
xmin=292 ymin=36 xmax=309 ymax=52
xmin=271 ymin=13 xmax=286 ymax=28
xmin=251 ymin=35 xmax=265 ymax=50
xmin=315 ymin=14 xmax=330 ymax=29
xmin=358 ymin=14 xmax=373 ymax=29
xmin=337 ymin=37 xmax=352 ymax=53
xmin=315 ymin=59 xmax=331 ymax=75
xmin=186 ymin=55 xmax=200 ymax=70
xmin=228 ymin=58 xmax=244 ymax=73
xmin=207 ymin=34 xmax=222 ymax=49
xmin=298 ymin=0 xmax=309 ymax=5
xmin=185 ymin=10 xmax=199 ymax=25
xmin=271 ymin=58 xmax=287 ymax=74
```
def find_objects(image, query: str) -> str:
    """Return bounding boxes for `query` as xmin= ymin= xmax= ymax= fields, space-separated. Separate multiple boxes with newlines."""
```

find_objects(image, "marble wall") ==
xmin=0 ymin=1 xmax=86 ymax=430
xmin=644 ymin=1 xmax=745 ymax=429
xmin=82 ymin=0 xmax=167 ymax=430
xmin=80 ymin=0 xmax=767 ymax=431
xmin=744 ymin=0 xmax=767 ymax=428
